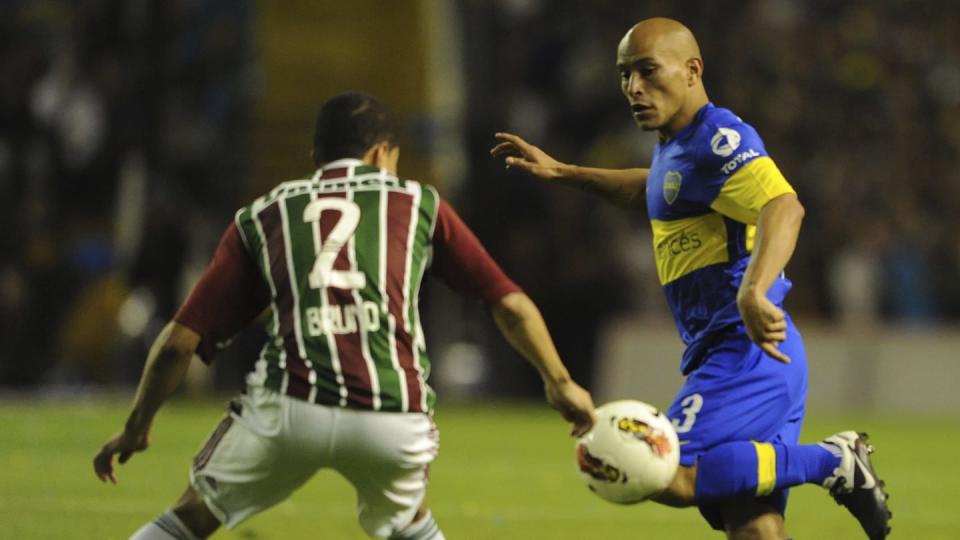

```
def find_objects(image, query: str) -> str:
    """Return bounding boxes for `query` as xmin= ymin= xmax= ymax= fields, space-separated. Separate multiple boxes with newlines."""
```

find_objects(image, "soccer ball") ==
xmin=575 ymin=400 xmax=680 ymax=504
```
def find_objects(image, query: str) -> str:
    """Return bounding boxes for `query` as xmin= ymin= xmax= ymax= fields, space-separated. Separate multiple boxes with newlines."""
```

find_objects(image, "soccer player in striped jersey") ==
xmin=492 ymin=17 xmax=891 ymax=540
xmin=94 ymin=92 xmax=596 ymax=540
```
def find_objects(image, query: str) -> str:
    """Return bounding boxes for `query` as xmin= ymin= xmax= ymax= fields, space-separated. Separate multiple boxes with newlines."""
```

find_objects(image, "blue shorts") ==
xmin=666 ymin=322 xmax=808 ymax=530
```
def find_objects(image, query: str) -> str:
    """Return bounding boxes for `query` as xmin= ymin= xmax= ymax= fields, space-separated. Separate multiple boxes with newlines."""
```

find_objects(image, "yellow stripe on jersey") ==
xmin=651 ymin=213 xmax=730 ymax=285
xmin=753 ymin=441 xmax=778 ymax=496
xmin=710 ymin=157 xmax=796 ymax=226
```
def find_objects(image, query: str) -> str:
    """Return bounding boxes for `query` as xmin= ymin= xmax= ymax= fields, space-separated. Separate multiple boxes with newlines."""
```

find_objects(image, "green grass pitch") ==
xmin=3 ymin=398 xmax=958 ymax=539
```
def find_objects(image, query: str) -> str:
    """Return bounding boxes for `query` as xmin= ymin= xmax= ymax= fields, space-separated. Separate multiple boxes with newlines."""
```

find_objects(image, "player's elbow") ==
xmin=491 ymin=291 xmax=535 ymax=330
xmin=768 ymin=193 xmax=805 ymax=224
xmin=155 ymin=322 xmax=201 ymax=363
xmin=791 ymin=195 xmax=805 ymax=221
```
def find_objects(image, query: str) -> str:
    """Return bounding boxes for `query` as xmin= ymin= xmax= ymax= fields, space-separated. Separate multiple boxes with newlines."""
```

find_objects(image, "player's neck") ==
xmin=658 ymin=93 xmax=709 ymax=142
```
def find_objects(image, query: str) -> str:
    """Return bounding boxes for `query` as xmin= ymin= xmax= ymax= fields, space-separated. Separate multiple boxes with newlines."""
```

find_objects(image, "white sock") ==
xmin=130 ymin=511 xmax=199 ymax=540
xmin=390 ymin=511 xmax=445 ymax=540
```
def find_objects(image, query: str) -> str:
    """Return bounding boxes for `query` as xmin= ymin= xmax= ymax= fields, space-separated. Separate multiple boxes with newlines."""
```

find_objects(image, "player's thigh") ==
xmin=668 ymin=331 xmax=807 ymax=466
xmin=334 ymin=410 xmax=439 ymax=538
xmin=189 ymin=391 xmax=320 ymax=529
xmin=722 ymin=498 xmax=788 ymax=540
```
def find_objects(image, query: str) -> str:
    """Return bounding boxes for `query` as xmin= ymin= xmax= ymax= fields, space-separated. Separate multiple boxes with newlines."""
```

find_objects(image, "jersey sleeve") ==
xmin=709 ymin=158 xmax=796 ymax=225
xmin=430 ymin=198 xmax=522 ymax=303
xmin=695 ymin=118 xmax=796 ymax=224
xmin=174 ymin=222 xmax=271 ymax=363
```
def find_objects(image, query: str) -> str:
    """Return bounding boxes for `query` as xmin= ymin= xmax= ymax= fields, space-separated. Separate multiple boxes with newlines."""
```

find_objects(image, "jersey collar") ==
xmin=313 ymin=158 xmax=370 ymax=180
xmin=665 ymin=102 xmax=714 ymax=144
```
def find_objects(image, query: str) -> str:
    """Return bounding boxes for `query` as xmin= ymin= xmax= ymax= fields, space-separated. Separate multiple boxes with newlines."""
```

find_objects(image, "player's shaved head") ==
xmin=616 ymin=18 xmax=708 ymax=136
xmin=618 ymin=18 xmax=701 ymax=65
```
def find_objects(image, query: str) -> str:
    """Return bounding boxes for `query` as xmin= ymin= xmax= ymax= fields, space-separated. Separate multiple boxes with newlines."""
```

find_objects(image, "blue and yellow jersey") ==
xmin=646 ymin=103 xmax=796 ymax=374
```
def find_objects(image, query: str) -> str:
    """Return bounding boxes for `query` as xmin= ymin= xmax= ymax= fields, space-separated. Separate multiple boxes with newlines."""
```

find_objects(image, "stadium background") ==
xmin=2 ymin=1 xmax=959 ymax=538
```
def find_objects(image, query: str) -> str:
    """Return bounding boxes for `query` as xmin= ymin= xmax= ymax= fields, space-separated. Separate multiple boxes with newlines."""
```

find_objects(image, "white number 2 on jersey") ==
xmin=302 ymin=198 xmax=366 ymax=290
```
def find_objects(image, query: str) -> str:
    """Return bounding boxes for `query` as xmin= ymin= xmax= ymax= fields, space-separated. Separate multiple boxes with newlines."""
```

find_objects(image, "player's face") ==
xmin=617 ymin=37 xmax=690 ymax=133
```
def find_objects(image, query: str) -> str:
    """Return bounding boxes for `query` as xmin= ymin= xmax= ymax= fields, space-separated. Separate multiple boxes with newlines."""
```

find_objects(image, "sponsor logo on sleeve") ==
xmin=720 ymin=149 xmax=761 ymax=175
xmin=710 ymin=127 xmax=741 ymax=157
xmin=663 ymin=171 xmax=683 ymax=205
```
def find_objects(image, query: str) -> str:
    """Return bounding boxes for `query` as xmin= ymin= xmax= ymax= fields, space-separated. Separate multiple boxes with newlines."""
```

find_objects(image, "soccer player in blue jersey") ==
xmin=492 ymin=17 xmax=891 ymax=540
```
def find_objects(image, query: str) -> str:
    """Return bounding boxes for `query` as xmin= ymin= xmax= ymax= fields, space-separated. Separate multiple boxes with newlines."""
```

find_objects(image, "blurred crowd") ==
xmin=3 ymin=0 xmax=959 ymax=390
xmin=0 ymin=0 xmax=253 ymax=386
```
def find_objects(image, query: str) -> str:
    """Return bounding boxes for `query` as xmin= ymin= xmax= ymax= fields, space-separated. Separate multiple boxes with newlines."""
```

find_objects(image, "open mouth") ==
xmin=631 ymin=103 xmax=653 ymax=115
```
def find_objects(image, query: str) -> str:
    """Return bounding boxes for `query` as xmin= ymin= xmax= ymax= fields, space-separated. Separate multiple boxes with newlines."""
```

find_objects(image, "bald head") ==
xmin=616 ymin=18 xmax=708 ymax=137
xmin=618 ymin=18 xmax=701 ymax=67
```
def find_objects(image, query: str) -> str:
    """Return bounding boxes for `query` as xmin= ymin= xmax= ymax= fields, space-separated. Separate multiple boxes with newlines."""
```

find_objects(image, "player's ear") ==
xmin=686 ymin=57 xmax=703 ymax=86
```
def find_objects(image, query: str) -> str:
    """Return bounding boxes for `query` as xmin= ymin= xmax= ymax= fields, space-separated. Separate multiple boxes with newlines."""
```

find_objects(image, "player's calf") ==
xmin=722 ymin=498 xmax=788 ymax=540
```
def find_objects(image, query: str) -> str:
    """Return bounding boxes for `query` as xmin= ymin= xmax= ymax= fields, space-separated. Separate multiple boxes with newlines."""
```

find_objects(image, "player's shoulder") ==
xmin=690 ymin=104 xmax=768 ymax=175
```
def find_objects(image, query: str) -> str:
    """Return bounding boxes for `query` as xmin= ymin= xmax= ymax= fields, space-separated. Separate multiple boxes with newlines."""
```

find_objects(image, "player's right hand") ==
xmin=490 ymin=132 xmax=566 ymax=180
xmin=737 ymin=291 xmax=791 ymax=364
xmin=93 ymin=429 xmax=150 ymax=484
xmin=544 ymin=379 xmax=597 ymax=438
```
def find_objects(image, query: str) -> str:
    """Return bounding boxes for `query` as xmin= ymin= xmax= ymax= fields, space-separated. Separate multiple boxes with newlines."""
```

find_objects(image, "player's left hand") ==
xmin=737 ymin=292 xmax=791 ymax=363
xmin=93 ymin=429 xmax=150 ymax=484
xmin=544 ymin=379 xmax=597 ymax=437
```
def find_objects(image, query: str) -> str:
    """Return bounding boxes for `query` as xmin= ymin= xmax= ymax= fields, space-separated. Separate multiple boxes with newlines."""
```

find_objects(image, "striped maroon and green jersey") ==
xmin=175 ymin=159 xmax=522 ymax=414
xmin=234 ymin=160 xmax=440 ymax=413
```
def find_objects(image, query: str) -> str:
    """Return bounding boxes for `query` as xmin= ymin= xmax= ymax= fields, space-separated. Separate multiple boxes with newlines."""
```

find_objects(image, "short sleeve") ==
xmin=697 ymin=118 xmax=767 ymax=176
xmin=690 ymin=116 xmax=795 ymax=223
xmin=174 ymin=223 xmax=270 ymax=363
xmin=709 ymin=158 xmax=796 ymax=225
xmin=430 ymin=199 xmax=522 ymax=303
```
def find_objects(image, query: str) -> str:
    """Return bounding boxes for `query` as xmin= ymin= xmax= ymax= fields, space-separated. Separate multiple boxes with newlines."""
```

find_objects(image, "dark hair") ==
xmin=312 ymin=92 xmax=397 ymax=165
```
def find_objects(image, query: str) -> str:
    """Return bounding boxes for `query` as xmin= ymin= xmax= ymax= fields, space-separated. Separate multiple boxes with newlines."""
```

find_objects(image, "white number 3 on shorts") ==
xmin=672 ymin=393 xmax=703 ymax=434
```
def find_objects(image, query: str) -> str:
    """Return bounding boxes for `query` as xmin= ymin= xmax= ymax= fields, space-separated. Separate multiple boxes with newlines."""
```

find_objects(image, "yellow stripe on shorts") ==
xmin=753 ymin=441 xmax=777 ymax=496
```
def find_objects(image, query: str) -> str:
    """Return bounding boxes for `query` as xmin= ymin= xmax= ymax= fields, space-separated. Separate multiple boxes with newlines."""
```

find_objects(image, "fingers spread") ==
xmin=504 ymin=157 xmax=536 ymax=173
xmin=490 ymin=142 xmax=519 ymax=158
xmin=494 ymin=132 xmax=523 ymax=144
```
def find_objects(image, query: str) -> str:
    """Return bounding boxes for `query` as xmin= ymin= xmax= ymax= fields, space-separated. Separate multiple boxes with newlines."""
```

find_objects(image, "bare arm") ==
xmin=93 ymin=322 xmax=200 ymax=483
xmin=491 ymin=291 xmax=596 ymax=436
xmin=736 ymin=193 xmax=805 ymax=363
xmin=491 ymin=132 xmax=649 ymax=206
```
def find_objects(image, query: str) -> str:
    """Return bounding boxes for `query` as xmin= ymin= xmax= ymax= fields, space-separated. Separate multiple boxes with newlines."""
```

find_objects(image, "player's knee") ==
xmin=653 ymin=464 xmax=697 ymax=508
xmin=385 ymin=509 xmax=444 ymax=540
xmin=170 ymin=486 xmax=221 ymax=539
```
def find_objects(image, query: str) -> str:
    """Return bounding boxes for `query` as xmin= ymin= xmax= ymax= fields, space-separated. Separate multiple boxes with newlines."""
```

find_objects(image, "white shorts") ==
xmin=189 ymin=387 xmax=439 ymax=538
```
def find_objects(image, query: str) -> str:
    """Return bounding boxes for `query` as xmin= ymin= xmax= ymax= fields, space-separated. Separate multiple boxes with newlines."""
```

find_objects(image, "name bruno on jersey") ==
xmin=306 ymin=301 xmax=382 ymax=337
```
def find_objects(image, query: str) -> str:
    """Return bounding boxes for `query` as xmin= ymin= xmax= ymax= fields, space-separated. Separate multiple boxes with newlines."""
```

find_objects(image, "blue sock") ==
xmin=696 ymin=441 xmax=841 ymax=501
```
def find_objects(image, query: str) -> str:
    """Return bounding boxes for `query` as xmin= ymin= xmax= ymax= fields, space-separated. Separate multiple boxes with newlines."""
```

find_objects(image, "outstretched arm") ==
xmin=736 ymin=193 xmax=805 ymax=363
xmin=491 ymin=292 xmax=596 ymax=437
xmin=93 ymin=322 xmax=199 ymax=483
xmin=490 ymin=132 xmax=649 ymax=206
